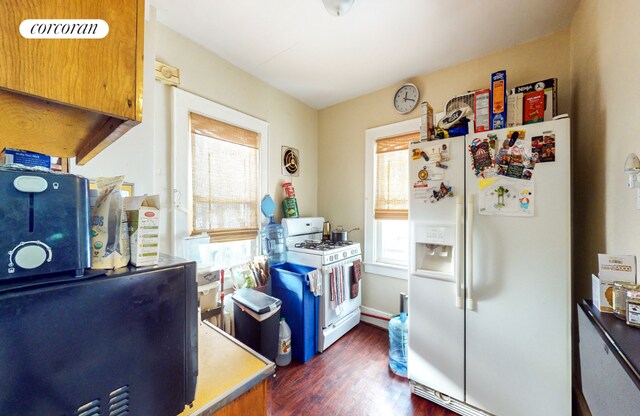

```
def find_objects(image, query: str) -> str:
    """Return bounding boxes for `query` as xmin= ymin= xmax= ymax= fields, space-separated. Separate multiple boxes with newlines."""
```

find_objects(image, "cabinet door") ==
xmin=578 ymin=308 xmax=640 ymax=416
xmin=0 ymin=0 xmax=143 ymax=121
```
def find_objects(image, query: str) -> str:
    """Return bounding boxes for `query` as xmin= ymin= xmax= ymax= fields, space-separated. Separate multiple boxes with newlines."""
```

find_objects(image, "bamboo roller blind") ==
xmin=189 ymin=112 xmax=260 ymax=242
xmin=375 ymin=132 xmax=419 ymax=220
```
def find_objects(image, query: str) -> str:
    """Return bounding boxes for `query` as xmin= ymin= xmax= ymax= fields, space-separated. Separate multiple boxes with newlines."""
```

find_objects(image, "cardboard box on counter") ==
xmin=125 ymin=195 xmax=160 ymax=267
xmin=592 ymin=254 xmax=637 ymax=312
xmin=197 ymin=270 xmax=221 ymax=311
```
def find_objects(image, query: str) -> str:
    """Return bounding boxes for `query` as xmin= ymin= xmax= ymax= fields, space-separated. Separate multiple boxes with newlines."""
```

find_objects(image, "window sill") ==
xmin=363 ymin=262 xmax=408 ymax=280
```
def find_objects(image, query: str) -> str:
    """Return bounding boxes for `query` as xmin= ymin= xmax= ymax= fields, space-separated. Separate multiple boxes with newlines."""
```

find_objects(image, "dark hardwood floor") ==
xmin=267 ymin=323 xmax=457 ymax=416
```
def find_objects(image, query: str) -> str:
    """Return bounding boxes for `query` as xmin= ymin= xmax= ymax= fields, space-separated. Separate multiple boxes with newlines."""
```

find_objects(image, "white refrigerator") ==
xmin=407 ymin=118 xmax=571 ymax=416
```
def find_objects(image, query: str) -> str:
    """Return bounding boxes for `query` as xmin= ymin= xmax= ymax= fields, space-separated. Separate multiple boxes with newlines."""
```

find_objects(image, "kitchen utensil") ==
xmin=331 ymin=226 xmax=359 ymax=242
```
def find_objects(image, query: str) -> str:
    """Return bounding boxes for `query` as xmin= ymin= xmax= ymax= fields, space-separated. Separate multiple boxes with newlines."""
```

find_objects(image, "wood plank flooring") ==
xmin=267 ymin=323 xmax=457 ymax=416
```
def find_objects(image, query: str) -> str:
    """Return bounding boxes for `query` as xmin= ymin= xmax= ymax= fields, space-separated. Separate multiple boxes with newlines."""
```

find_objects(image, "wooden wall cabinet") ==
xmin=0 ymin=0 xmax=144 ymax=165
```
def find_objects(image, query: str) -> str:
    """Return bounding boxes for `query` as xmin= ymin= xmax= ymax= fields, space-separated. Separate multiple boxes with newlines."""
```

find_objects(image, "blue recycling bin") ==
xmin=270 ymin=262 xmax=319 ymax=363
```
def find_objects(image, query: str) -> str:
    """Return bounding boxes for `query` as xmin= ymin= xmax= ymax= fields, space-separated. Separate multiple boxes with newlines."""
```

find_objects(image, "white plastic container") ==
xmin=276 ymin=317 xmax=292 ymax=366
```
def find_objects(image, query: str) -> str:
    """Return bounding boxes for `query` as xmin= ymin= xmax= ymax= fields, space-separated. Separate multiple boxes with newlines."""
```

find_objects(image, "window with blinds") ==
xmin=374 ymin=132 xmax=419 ymax=220
xmin=189 ymin=112 xmax=260 ymax=242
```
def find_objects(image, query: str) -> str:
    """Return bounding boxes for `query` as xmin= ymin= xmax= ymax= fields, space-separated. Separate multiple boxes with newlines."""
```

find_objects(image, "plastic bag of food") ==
xmin=91 ymin=176 xmax=130 ymax=269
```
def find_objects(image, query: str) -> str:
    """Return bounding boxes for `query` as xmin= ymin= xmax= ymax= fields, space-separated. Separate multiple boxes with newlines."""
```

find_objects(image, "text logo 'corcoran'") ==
xmin=19 ymin=19 xmax=109 ymax=39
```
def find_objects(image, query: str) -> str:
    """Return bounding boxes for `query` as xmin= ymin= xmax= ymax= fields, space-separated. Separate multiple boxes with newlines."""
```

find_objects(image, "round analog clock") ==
xmin=393 ymin=83 xmax=420 ymax=114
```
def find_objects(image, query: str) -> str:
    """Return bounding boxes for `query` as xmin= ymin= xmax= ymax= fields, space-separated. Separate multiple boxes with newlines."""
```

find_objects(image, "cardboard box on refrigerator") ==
xmin=592 ymin=254 xmax=637 ymax=312
xmin=125 ymin=195 xmax=161 ymax=267
xmin=420 ymin=101 xmax=434 ymax=140
xmin=511 ymin=78 xmax=557 ymax=121
xmin=474 ymin=89 xmax=490 ymax=132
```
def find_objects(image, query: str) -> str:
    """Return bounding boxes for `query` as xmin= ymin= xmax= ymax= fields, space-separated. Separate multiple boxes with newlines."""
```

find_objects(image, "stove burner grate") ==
xmin=293 ymin=240 xmax=354 ymax=251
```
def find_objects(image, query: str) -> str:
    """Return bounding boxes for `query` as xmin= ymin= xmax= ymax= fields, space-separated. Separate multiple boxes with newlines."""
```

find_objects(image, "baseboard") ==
xmin=360 ymin=306 xmax=393 ymax=330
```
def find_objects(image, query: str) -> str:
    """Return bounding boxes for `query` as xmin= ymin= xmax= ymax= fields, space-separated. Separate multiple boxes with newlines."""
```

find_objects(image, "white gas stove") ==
xmin=281 ymin=217 xmax=362 ymax=352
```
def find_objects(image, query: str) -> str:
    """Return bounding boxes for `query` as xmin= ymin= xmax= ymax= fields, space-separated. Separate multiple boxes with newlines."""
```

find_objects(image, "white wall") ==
xmin=73 ymin=13 xmax=318 ymax=256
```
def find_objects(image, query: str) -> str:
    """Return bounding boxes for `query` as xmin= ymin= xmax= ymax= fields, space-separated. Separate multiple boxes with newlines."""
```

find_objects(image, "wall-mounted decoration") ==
xmin=155 ymin=61 xmax=180 ymax=86
xmin=281 ymin=146 xmax=300 ymax=176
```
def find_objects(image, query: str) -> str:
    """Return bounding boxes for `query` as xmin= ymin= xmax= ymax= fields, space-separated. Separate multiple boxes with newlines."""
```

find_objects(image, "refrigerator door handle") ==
xmin=455 ymin=195 xmax=463 ymax=309
xmin=466 ymin=195 xmax=476 ymax=310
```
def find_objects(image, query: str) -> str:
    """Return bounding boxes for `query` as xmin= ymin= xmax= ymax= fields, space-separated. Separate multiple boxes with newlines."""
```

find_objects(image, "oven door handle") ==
xmin=322 ymin=260 xmax=357 ymax=273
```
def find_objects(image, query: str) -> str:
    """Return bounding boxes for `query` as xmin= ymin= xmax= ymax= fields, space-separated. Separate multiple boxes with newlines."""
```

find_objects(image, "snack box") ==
xmin=490 ymin=70 xmax=507 ymax=130
xmin=1 ymin=148 xmax=51 ymax=168
xmin=592 ymin=254 xmax=637 ymax=312
xmin=511 ymin=78 xmax=557 ymax=121
xmin=523 ymin=90 xmax=545 ymax=124
xmin=420 ymin=101 xmax=434 ymax=140
xmin=474 ymin=89 xmax=490 ymax=133
xmin=125 ymin=194 xmax=161 ymax=267
xmin=506 ymin=92 xmax=523 ymax=127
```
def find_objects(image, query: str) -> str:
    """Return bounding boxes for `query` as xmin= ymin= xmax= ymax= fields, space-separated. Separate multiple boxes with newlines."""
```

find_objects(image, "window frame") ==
xmin=364 ymin=118 xmax=420 ymax=280
xmin=171 ymin=88 xmax=268 ymax=259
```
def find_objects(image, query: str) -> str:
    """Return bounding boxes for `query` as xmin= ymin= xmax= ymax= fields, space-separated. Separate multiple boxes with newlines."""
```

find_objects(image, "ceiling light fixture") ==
xmin=322 ymin=0 xmax=356 ymax=17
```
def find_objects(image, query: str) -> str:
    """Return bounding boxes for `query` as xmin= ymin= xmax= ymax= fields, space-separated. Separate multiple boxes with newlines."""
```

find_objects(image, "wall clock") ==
xmin=393 ymin=83 xmax=420 ymax=114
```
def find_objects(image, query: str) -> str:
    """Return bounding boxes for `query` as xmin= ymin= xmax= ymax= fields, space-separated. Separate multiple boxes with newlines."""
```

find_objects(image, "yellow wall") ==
xmin=570 ymin=0 xmax=640 ymax=301
xmin=76 ymin=18 xmax=319 ymax=253
xmin=318 ymin=31 xmax=572 ymax=314
xmin=74 ymin=4 xmax=640 ymax=316
xmin=153 ymin=23 xmax=319 ymax=219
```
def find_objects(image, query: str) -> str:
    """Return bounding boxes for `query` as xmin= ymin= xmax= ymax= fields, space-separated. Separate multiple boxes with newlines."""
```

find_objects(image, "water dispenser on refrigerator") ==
xmin=411 ymin=223 xmax=456 ymax=278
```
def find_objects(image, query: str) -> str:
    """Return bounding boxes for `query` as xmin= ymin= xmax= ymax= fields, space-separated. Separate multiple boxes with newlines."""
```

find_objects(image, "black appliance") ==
xmin=0 ymin=254 xmax=198 ymax=416
xmin=0 ymin=165 xmax=91 ymax=279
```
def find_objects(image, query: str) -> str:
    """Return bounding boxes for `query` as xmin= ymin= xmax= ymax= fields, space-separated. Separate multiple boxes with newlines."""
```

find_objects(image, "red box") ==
xmin=523 ymin=90 xmax=545 ymax=124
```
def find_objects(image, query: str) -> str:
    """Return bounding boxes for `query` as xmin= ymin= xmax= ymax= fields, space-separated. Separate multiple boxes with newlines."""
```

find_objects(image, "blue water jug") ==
xmin=389 ymin=293 xmax=408 ymax=377
xmin=262 ymin=217 xmax=286 ymax=266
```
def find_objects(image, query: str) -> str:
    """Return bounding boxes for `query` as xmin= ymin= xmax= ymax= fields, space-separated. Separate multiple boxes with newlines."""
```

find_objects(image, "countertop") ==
xmin=580 ymin=299 xmax=640 ymax=389
xmin=178 ymin=320 xmax=275 ymax=416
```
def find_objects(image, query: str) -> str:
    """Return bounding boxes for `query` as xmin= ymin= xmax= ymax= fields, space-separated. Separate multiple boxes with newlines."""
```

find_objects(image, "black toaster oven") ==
xmin=0 ymin=165 xmax=91 ymax=279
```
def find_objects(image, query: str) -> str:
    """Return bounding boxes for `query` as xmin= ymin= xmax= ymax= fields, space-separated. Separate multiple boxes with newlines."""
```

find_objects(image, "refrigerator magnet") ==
xmin=468 ymin=138 xmax=495 ymax=177
xmin=430 ymin=182 xmax=453 ymax=203
xmin=531 ymin=134 xmax=556 ymax=162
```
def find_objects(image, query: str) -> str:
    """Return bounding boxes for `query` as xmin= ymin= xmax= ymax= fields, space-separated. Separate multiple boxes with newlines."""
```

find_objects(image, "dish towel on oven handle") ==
xmin=329 ymin=265 xmax=345 ymax=315
xmin=350 ymin=259 xmax=361 ymax=299
xmin=307 ymin=269 xmax=322 ymax=296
